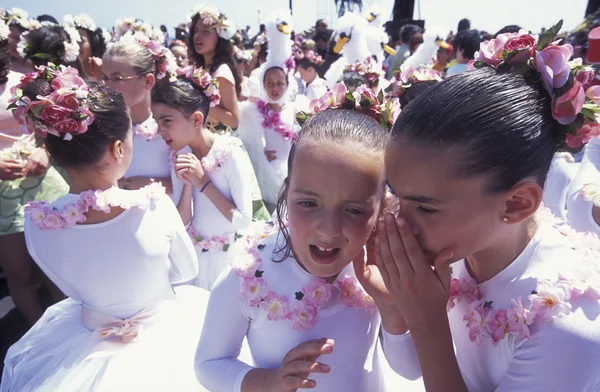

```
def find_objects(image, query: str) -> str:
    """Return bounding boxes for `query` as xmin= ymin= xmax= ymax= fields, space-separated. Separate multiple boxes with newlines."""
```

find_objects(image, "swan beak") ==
xmin=277 ymin=22 xmax=292 ymax=35
xmin=383 ymin=44 xmax=396 ymax=55
xmin=333 ymin=36 xmax=350 ymax=54
xmin=436 ymin=39 xmax=450 ymax=49
xmin=366 ymin=13 xmax=376 ymax=23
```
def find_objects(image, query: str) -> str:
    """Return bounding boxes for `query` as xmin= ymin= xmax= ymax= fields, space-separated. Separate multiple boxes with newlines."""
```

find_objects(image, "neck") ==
xmin=67 ymin=167 xmax=118 ymax=194
xmin=202 ymin=52 xmax=215 ymax=68
xmin=267 ymin=102 xmax=283 ymax=111
xmin=129 ymin=97 xmax=152 ymax=125
xmin=466 ymin=217 xmax=538 ymax=284
xmin=189 ymin=127 xmax=215 ymax=158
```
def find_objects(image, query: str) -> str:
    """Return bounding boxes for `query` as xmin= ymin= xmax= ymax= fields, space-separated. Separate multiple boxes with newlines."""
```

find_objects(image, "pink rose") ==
xmin=49 ymin=92 xmax=80 ymax=110
xmin=533 ymin=44 xmax=574 ymax=94
xmin=506 ymin=297 xmax=534 ymax=339
xmin=43 ymin=210 xmax=63 ymax=230
xmin=566 ymin=121 xmax=600 ymax=148
xmin=51 ymin=67 xmax=86 ymax=91
xmin=551 ymin=81 xmax=585 ymax=125
xmin=334 ymin=276 xmax=365 ymax=309
xmin=576 ymin=67 xmax=595 ymax=90
xmin=42 ymin=104 xmax=74 ymax=126
xmin=291 ymin=301 xmax=317 ymax=330
xmin=586 ymin=85 xmax=600 ymax=107
xmin=485 ymin=309 xmax=508 ymax=343
xmin=475 ymin=33 xmax=513 ymax=66
xmin=528 ymin=281 xmax=572 ymax=323
xmin=53 ymin=118 xmax=80 ymax=134
xmin=302 ymin=279 xmax=333 ymax=309
xmin=504 ymin=33 xmax=537 ymax=64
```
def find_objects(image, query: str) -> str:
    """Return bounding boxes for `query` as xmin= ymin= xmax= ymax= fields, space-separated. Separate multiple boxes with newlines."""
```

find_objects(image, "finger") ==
xmin=365 ymin=230 xmax=377 ymax=266
xmin=281 ymin=375 xmax=316 ymax=389
xmin=433 ymin=250 xmax=454 ymax=293
xmin=281 ymin=360 xmax=331 ymax=377
xmin=395 ymin=216 xmax=429 ymax=275
xmin=377 ymin=219 xmax=401 ymax=283
xmin=351 ymin=248 xmax=369 ymax=286
xmin=284 ymin=338 xmax=333 ymax=364
xmin=374 ymin=235 xmax=391 ymax=288
xmin=383 ymin=214 xmax=417 ymax=278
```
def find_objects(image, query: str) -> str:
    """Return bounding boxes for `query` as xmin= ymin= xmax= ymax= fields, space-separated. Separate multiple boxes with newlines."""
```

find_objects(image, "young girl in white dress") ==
xmin=378 ymin=28 xmax=600 ymax=391
xmin=195 ymin=109 xmax=423 ymax=392
xmin=1 ymin=65 xmax=209 ymax=391
xmin=296 ymin=51 xmax=327 ymax=103
xmin=102 ymin=33 xmax=173 ymax=193
xmin=152 ymin=66 xmax=254 ymax=291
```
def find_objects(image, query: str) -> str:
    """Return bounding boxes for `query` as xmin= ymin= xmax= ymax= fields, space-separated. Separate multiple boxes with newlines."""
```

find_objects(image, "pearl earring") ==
xmin=503 ymin=217 xmax=509 ymax=223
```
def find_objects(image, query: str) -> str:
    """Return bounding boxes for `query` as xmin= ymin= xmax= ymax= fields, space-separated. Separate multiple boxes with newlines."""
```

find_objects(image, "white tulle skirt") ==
xmin=1 ymin=286 xmax=210 ymax=392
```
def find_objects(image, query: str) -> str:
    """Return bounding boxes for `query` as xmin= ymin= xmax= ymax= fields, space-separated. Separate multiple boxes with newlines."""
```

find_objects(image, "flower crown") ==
xmin=119 ymin=32 xmax=177 ymax=80
xmin=296 ymin=82 xmax=401 ymax=130
xmin=2 ymin=8 xmax=36 ymax=31
xmin=17 ymin=25 xmax=81 ymax=65
xmin=8 ymin=64 xmax=94 ymax=140
xmin=386 ymin=64 xmax=443 ymax=98
xmin=295 ymin=50 xmax=324 ymax=66
xmin=470 ymin=20 xmax=600 ymax=148
xmin=113 ymin=18 xmax=163 ymax=42
xmin=63 ymin=14 xmax=97 ymax=32
xmin=176 ymin=66 xmax=221 ymax=107
xmin=235 ymin=49 xmax=254 ymax=63
xmin=189 ymin=4 xmax=236 ymax=40
xmin=0 ymin=19 xmax=9 ymax=41
xmin=343 ymin=57 xmax=384 ymax=88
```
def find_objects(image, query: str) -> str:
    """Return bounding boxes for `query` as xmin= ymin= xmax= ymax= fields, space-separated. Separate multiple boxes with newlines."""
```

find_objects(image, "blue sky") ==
xmin=3 ymin=0 xmax=589 ymax=37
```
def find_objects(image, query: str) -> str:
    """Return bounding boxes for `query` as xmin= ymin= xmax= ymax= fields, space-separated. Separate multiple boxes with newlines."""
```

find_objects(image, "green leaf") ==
xmin=29 ymin=102 xmax=48 ymax=118
xmin=581 ymin=107 xmax=598 ymax=122
xmin=222 ymin=243 xmax=230 ymax=252
xmin=377 ymin=89 xmax=384 ymax=103
xmin=537 ymin=20 xmax=563 ymax=50
xmin=235 ymin=233 xmax=243 ymax=239
xmin=473 ymin=60 xmax=487 ymax=68
xmin=195 ymin=235 xmax=204 ymax=242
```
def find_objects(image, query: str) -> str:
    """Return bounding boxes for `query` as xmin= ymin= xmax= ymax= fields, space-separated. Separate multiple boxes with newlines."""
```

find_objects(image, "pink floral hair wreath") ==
xmin=469 ymin=20 xmax=600 ymax=148
xmin=8 ymin=64 xmax=94 ymax=141
xmin=296 ymin=82 xmax=400 ymax=131
xmin=120 ymin=32 xmax=177 ymax=80
xmin=175 ymin=66 xmax=221 ymax=107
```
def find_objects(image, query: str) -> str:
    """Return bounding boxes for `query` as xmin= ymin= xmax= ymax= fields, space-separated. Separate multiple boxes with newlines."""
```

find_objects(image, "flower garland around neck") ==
xmin=448 ymin=206 xmax=600 ymax=345
xmin=24 ymin=183 xmax=165 ymax=230
xmin=133 ymin=118 xmax=159 ymax=141
xmin=233 ymin=235 xmax=376 ymax=330
xmin=579 ymin=183 xmax=600 ymax=207
xmin=256 ymin=100 xmax=296 ymax=143
xmin=176 ymin=66 xmax=221 ymax=107
xmin=469 ymin=20 xmax=600 ymax=149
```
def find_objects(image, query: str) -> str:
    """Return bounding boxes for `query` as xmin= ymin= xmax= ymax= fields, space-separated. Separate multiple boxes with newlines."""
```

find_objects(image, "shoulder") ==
xmin=213 ymin=64 xmax=235 ymax=85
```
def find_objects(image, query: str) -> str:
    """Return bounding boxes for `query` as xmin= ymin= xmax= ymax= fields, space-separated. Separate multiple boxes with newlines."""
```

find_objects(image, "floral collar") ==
xmin=233 ymin=236 xmax=375 ymax=330
xmin=579 ymin=183 xmax=600 ymax=207
xmin=256 ymin=100 xmax=296 ymax=143
xmin=25 ymin=183 xmax=165 ymax=230
xmin=133 ymin=117 xmax=159 ymax=141
xmin=448 ymin=208 xmax=600 ymax=344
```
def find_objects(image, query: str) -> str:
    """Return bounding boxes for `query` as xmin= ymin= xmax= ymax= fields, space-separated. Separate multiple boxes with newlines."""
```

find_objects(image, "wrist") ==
xmin=379 ymin=306 xmax=409 ymax=335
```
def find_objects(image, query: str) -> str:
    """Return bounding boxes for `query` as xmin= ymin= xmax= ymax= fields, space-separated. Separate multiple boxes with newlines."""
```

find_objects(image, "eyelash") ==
xmin=417 ymin=206 xmax=438 ymax=215
xmin=297 ymin=201 xmax=317 ymax=208
xmin=346 ymin=208 xmax=364 ymax=216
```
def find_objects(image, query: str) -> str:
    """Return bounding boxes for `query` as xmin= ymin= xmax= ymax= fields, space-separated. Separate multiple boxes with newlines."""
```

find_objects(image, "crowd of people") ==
xmin=0 ymin=3 xmax=599 ymax=391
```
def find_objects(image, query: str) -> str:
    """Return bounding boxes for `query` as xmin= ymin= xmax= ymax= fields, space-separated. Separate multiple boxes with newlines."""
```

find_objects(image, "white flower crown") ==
xmin=63 ymin=14 xmax=97 ymax=32
xmin=0 ymin=19 xmax=9 ymax=41
xmin=188 ymin=3 xmax=236 ymax=40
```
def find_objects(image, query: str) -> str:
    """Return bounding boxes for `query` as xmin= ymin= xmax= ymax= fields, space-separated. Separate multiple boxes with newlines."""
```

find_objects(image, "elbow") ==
xmin=232 ymin=210 xmax=252 ymax=230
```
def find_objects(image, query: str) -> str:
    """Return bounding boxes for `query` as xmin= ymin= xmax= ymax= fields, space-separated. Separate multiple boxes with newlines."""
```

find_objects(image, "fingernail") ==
xmin=396 ymin=217 xmax=406 ymax=227
xmin=323 ymin=344 xmax=333 ymax=353
xmin=320 ymin=364 xmax=330 ymax=372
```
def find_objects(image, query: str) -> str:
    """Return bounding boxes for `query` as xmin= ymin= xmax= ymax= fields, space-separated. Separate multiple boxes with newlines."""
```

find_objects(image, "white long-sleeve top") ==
xmin=125 ymin=116 xmax=172 ymax=180
xmin=542 ymin=152 xmax=578 ymax=222
xmin=24 ymin=188 xmax=198 ymax=319
xmin=448 ymin=217 xmax=600 ymax=391
xmin=171 ymin=136 xmax=253 ymax=237
xmin=567 ymin=138 xmax=600 ymax=235
xmin=195 ymin=231 xmax=422 ymax=392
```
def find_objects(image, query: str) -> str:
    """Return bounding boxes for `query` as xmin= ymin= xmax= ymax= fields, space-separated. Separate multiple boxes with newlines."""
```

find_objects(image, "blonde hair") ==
xmin=103 ymin=39 xmax=156 ymax=76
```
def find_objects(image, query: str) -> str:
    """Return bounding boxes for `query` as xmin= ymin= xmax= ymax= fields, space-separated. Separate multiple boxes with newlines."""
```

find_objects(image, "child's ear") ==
xmin=192 ymin=111 xmax=205 ymax=128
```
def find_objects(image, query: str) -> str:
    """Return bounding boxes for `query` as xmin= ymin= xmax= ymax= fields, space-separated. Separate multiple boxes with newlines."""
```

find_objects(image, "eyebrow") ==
xmin=386 ymin=182 xmax=443 ymax=204
xmin=292 ymin=188 xmax=372 ymax=205
xmin=156 ymin=115 xmax=173 ymax=120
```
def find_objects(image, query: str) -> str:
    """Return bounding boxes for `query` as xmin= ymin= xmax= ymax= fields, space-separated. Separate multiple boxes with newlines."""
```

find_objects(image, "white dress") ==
xmin=237 ymin=101 xmax=299 ymax=205
xmin=447 ymin=211 xmax=600 ymax=391
xmin=304 ymin=77 xmax=328 ymax=103
xmin=195 ymin=230 xmax=424 ymax=392
xmin=124 ymin=116 xmax=171 ymax=181
xmin=567 ymin=138 xmax=600 ymax=234
xmin=542 ymin=152 xmax=578 ymax=221
xmin=171 ymin=136 xmax=254 ymax=290
xmin=1 ymin=184 xmax=209 ymax=392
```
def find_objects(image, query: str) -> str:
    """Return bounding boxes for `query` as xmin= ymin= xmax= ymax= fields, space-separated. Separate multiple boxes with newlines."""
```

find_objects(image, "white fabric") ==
xmin=2 ymin=190 xmax=208 ymax=391
xmin=568 ymin=138 xmax=600 ymax=234
xmin=171 ymin=136 xmax=254 ymax=290
xmin=237 ymin=102 xmax=298 ymax=205
xmin=448 ymin=220 xmax=600 ymax=392
xmin=542 ymin=152 xmax=578 ymax=221
xmin=195 ymin=231 xmax=424 ymax=392
xmin=304 ymin=77 xmax=328 ymax=103
xmin=124 ymin=117 xmax=171 ymax=180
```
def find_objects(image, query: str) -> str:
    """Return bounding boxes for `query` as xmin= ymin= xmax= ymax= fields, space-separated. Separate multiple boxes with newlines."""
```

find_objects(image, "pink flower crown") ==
xmin=121 ymin=33 xmax=176 ymax=80
xmin=295 ymin=50 xmax=324 ymax=66
xmin=296 ymin=82 xmax=401 ymax=130
xmin=176 ymin=66 xmax=221 ymax=107
xmin=469 ymin=20 xmax=600 ymax=148
xmin=386 ymin=64 xmax=443 ymax=98
xmin=8 ymin=64 xmax=94 ymax=141
xmin=343 ymin=57 xmax=384 ymax=87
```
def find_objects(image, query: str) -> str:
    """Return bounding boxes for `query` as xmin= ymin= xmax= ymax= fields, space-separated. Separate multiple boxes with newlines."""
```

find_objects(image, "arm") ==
xmin=209 ymin=78 xmax=240 ymax=128
xmin=379 ymin=326 xmax=422 ymax=381
xmin=176 ymin=184 xmax=194 ymax=226
xmin=219 ymin=147 xmax=253 ymax=230
xmin=161 ymin=195 xmax=198 ymax=284
xmin=195 ymin=267 xmax=254 ymax=392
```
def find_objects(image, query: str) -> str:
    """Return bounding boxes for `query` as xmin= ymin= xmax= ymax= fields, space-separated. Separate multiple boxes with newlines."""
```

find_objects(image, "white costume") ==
xmin=567 ymin=138 xmax=600 ymax=234
xmin=195 ymin=230 xmax=424 ymax=392
xmin=448 ymin=211 xmax=600 ymax=391
xmin=1 ymin=185 xmax=208 ymax=391
xmin=304 ymin=77 xmax=328 ymax=103
xmin=542 ymin=152 xmax=578 ymax=221
xmin=124 ymin=116 xmax=171 ymax=180
xmin=364 ymin=5 xmax=390 ymax=64
xmin=171 ymin=136 xmax=254 ymax=290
